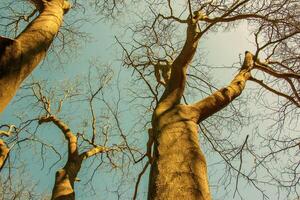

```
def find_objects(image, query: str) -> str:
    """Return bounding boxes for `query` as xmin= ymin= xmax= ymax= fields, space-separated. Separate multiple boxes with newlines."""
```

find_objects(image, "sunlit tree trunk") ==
xmin=0 ymin=0 xmax=70 ymax=113
xmin=147 ymin=12 xmax=254 ymax=198
xmin=148 ymin=105 xmax=211 ymax=200
xmin=0 ymin=139 xmax=9 ymax=171
xmin=39 ymin=114 xmax=110 ymax=200
xmin=39 ymin=115 xmax=81 ymax=200
xmin=148 ymin=60 xmax=252 ymax=199
xmin=51 ymin=159 xmax=82 ymax=200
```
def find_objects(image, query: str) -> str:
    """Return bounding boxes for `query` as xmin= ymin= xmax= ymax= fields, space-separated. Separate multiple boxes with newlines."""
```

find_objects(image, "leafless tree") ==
xmin=118 ymin=0 xmax=300 ymax=199
xmin=0 ymin=66 xmax=142 ymax=199
xmin=1 ymin=0 xmax=299 ymax=199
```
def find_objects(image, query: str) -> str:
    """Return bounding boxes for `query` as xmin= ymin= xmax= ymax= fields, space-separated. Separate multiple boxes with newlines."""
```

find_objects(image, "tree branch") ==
xmin=39 ymin=115 xmax=78 ymax=156
xmin=192 ymin=51 xmax=254 ymax=122
xmin=155 ymin=18 xmax=201 ymax=116
xmin=80 ymin=145 xmax=110 ymax=160
xmin=249 ymin=77 xmax=300 ymax=108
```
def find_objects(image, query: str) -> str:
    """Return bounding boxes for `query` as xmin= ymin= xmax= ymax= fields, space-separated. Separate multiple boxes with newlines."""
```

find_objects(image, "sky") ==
xmin=0 ymin=1 xmax=298 ymax=200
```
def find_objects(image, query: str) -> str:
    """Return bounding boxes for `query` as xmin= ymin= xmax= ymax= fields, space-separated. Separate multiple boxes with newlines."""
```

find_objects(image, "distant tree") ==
xmin=0 ymin=67 xmax=136 ymax=200
xmin=34 ymin=77 xmax=129 ymax=199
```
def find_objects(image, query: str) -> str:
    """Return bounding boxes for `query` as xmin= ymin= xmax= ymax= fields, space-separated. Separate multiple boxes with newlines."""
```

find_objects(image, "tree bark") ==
xmin=0 ymin=139 xmax=9 ymax=172
xmin=148 ymin=16 xmax=209 ymax=200
xmin=0 ymin=0 xmax=70 ymax=113
xmin=51 ymin=158 xmax=82 ymax=200
xmin=148 ymin=105 xmax=211 ymax=200
xmin=39 ymin=115 xmax=81 ymax=200
xmin=148 ymin=52 xmax=254 ymax=199
xmin=154 ymin=19 xmax=200 ymax=116
xmin=51 ymin=144 xmax=111 ymax=200
xmin=39 ymin=114 xmax=109 ymax=200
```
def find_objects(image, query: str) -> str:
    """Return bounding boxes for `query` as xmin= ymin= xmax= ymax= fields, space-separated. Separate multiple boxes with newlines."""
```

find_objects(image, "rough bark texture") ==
xmin=148 ymin=67 xmax=252 ymax=200
xmin=149 ymin=105 xmax=211 ymax=200
xmin=51 ymin=133 xmax=83 ymax=200
xmin=154 ymin=20 xmax=200 ymax=117
xmin=193 ymin=52 xmax=253 ymax=122
xmin=148 ymin=16 xmax=210 ymax=199
xmin=0 ymin=0 xmax=70 ymax=113
xmin=51 ymin=144 xmax=110 ymax=200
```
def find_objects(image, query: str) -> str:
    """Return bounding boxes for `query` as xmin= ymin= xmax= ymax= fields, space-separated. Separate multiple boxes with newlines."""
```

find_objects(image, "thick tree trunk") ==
xmin=0 ymin=0 xmax=70 ymax=113
xmin=51 ymin=159 xmax=82 ymax=200
xmin=148 ymin=105 xmax=211 ymax=200
xmin=148 ymin=52 xmax=254 ymax=199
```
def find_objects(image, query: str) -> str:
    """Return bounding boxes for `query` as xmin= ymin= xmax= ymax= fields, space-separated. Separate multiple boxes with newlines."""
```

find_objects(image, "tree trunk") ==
xmin=39 ymin=114 xmax=108 ymax=200
xmin=0 ymin=139 xmax=9 ymax=172
xmin=51 ymin=159 xmax=82 ymax=200
xmin=0 ymin=0 xmax=70 ymax=113
xmin=148 ymin=105 xmax=211 ymax=200
xmin=148 ymin=52 xmax=254 ymax=199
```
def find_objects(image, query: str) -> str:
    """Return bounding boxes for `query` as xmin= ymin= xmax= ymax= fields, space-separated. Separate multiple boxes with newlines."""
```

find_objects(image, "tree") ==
xmin=119 ymin=0 xmax=299 ymax=199
xmin=0 ymin=0 xmax=70 ymax=113
xmin=1 ymin=0 xmax=299 ymax=199
xmin=34 ymin=79 xmax=128 ymax=199
xmin=0 ymin=66 xmax=137 ymax=199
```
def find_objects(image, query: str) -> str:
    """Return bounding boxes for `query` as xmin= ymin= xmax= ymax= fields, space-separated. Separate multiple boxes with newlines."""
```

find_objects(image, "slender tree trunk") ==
xmin=39 ymin=115 xmax=107 ymax=200
xmin=148 ymin=105 xmax=211 ymax=200
xmin=0 ymin=0 xmax=70 ymax=113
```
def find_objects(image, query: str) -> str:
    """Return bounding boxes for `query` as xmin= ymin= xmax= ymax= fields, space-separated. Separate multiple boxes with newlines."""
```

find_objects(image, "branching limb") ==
xmin=0 ymin=125 xmax=16 ymax=137
xmin=0 ymin=124 xmax=18 ymax=172
xmin=155 ymin=13 xmax=202 ymax=116
xmin=80 ymin=144 xmax=127 ymax=160
xmin=252 ymin=61 xmax=300 ymax=105
xmin=233 ymin=135 xmax=249 ymax=198
xmin=154 ymin=61 xmax=172 ymax=87
xmin=133 ymin=161 xmax=150 ymax=200
xmin=249 ymin=77 xmax=300 ymax=107
xmin=192 ymin=51 xmax=254 ymax=123
xmin=39 ymin=115 xmax=78 ymax=156
xmin=200 ymin=0 xmax=251 ymax=34
xmin=254 ymin=60 xmax=300 ymax=80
